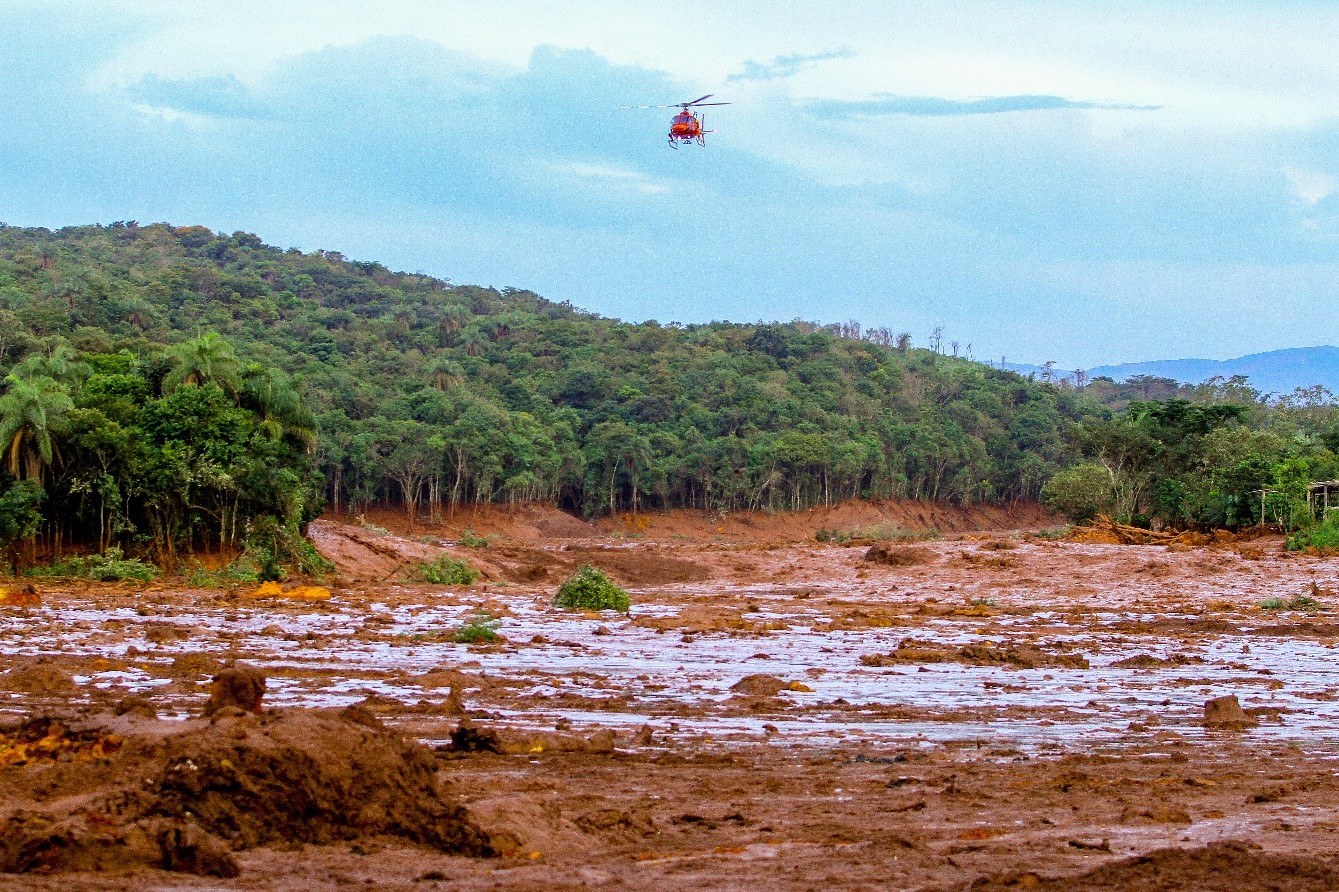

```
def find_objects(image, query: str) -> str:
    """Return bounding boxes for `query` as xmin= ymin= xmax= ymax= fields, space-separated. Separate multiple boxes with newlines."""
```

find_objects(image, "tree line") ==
xmin=0 ymin=222 xmax=1111 ymax=554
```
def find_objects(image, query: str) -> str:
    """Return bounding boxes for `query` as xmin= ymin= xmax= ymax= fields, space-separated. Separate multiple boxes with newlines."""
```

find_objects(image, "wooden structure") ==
xmin=1308 ymin=480 xmax=1339 ymax=517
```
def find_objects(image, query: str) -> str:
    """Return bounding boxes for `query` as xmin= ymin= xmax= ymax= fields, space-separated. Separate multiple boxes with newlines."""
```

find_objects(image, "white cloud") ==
xmin=563 ymin=162 xmax=672 ymax=194
xmin=1284 ymin=167 xmax=1337 ymax=206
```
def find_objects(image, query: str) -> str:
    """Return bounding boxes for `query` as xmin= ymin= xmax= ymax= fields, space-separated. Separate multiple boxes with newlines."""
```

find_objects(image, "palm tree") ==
xmin=12 ymin=343 xmax=90 ymax=388
xmin=241 ymin=364 xmax=317 ymax=452
xmin=425 ymin=357 xmax=464 ymax=390
xmin=162 ymin=332 xmax=241 ymax=395
xmin=0 ymin=375 xmax=73 ymax=482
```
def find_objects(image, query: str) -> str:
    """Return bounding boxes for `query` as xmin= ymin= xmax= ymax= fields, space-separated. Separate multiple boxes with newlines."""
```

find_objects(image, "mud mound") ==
xmin=959 ymin=840 xmax=1339 ymax=891
xmin=0 ymin=660 xmax=77 ymax=694
xmin=863 ymin=543 xmax=934 ymax=566
xmin=202 ymin=664 xmax=266 ymax=716
xmin=564 ymin=548 xmax=711 ymax=584
xmin=861 ymin=638 xmax=1089 ymax=669
xmin=1203 ymin=694 xmax=1257 ymax=729
xmin=307 ymin=519 xmax=444 ymax=581
xmin=144 ymin=707 xmax=494 ymax=854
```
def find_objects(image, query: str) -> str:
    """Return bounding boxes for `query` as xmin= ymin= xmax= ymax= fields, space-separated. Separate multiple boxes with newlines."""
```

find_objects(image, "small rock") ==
xmin=730 ymin=674 xmax=787 ymax=696
xmin=1203 ymin=694 xmax=1258 ymax=729
xmin=632 ymin=725 xmax=655 ymax=746
xmin=593 ymin=625 xmax=612 ymax=636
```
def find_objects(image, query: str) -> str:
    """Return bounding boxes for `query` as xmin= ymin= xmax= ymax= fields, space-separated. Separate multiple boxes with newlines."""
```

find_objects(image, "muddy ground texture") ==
xmin=5 ymin=504 xmax=1339 ymax=890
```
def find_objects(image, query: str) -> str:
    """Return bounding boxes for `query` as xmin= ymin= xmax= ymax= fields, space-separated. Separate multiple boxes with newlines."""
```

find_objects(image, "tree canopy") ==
xmin=0 ymin=222 xmax=1106 ymax=544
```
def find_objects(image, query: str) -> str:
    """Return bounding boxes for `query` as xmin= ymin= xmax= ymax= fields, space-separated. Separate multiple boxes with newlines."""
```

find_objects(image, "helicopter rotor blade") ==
xmin=691 ymin=102 xmax=730 ymax=106
xmin=684 ymin=94 xmax=715 ymax=106
xmin=614 ymin=104 xmax=681 ymax=109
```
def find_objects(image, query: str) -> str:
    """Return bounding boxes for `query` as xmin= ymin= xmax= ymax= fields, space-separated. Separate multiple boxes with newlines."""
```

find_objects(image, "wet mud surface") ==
xmin=5 ymin=518 xmax=1339 ymax=889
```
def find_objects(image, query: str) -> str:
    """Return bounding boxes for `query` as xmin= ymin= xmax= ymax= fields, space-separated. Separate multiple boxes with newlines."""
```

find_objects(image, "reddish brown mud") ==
xmin=3 ymin=508 xmax=1339 ymax=890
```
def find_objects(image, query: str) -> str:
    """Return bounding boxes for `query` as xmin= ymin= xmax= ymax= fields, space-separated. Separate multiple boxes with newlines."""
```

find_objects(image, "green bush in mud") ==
xmin=412 ymin=554 xmax=480 ymax=586
xmin=452 ymin=610 xmax=504 ymax=644
xmin=554 ymin=564 xmax=630 ymax=612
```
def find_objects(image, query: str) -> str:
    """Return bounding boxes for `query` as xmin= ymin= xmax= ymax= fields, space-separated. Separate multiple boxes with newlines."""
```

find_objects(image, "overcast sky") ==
xmin=2 ymin=1 xmax=1337 ymax=368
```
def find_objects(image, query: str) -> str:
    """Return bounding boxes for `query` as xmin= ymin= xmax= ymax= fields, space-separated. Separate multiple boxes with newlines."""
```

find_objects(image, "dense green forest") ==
xmin=2 ymin=221 xmax=1335 ymax=569
xmin=0 ymin=221 xmax=1108 ymax=562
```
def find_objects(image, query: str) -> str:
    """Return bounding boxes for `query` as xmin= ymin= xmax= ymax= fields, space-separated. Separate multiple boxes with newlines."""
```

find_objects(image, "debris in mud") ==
xmin=202 ymin=663 xmax=267 ymax=716
xmin=959 ymin=552 xmax=1017 ymax=569
xmin=161 ymin=653 xmax=222 ymax=682
xmin=451 ymin=721 xmax=503 ymax=753
xmin=954 ymin=840 xmax=1339 ymax=892
xmin=1112 ymin=653 xmax=1204 ymax=669
xmin=0 ymin=717 xmax=122 ymax=769
xmin=114 ymin=694 xmax=158 ymax=718
xmin=0 ymin=813 xmax=240 ymax=877
xmin=863 ymin=542 xmax=934 ymax=566
xmin=449 ymin=720 xmax=616 ymax=755
xmin=1203 ymin=694 xmax=1258 ymax=729
xmin=0 ymin=584 xmax=40 ymax=607
xmin=0 ymin=660 xmax=77 ymax=695
xmin=246 ymin=581 xmax=332 ymax=601
xmin=1068 ymin=515 xmax=1211 ymax=547
xmin=861 ymin=639 xmax=1089 ymax=669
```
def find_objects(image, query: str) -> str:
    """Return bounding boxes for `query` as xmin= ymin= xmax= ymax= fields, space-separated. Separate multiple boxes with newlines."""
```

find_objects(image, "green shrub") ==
xmin=1259 ymin=597 xmax=1285 ymax=610
xmin=1041 ymin=462 xmax=1115 ymax=524
xmin=1287 ymin=517 xmax=1339 ymax=551
xmin=28 ymin=547 xmax=158 ymax=582
xmin=243 ymin=515 xmax=334 ymax=581
xmin=457 ymin=528 xmax=492 ymax=548
xmin=554 ymin=564 xmax=630 ymax=612
xmin=413 ymin=554 xmax=480 ymax=585
xmin=452 ymin=610 xmax=503 ymax=644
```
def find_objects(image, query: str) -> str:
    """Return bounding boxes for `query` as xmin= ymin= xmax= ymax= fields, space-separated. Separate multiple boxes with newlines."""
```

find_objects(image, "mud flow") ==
xmin=4 ymin=516 xmax=1339 ymax=890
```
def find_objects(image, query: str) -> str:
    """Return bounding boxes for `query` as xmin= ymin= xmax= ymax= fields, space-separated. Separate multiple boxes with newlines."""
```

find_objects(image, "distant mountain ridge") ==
xmin=1004 ymin=346 xmax=1339 ymax=396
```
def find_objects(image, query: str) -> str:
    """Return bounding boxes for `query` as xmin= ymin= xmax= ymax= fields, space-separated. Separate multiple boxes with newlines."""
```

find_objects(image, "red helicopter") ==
xmin=618 ymin=94 xmax=730 ymax=148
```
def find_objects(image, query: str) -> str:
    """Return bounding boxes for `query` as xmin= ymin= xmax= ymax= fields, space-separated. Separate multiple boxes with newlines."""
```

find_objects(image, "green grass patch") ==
xmin=1260 ymin=593 xmax=1322 ymax=611
xmin=187 ymin=556 xmax=261 ymax=588
xmin=452 ymin=610 xmax=504 ymax=644
xmin=816 ymin=523 xmax=939 ymax=544
xmin=412 ymin=554 xmax=480 ymax=585
xmin=554 ymin=564 xmax=630 ymax=612
xmin=27 ymin=547 xmax=158 ymax=582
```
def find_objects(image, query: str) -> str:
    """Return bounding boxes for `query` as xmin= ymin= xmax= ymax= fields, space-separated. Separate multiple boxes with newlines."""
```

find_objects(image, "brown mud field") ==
xmin=5 ymin=505 xmax=1339 ymax=890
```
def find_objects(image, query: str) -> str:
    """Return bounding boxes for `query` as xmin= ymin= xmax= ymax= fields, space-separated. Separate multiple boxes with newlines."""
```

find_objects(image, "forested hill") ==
xmin=0 ymin=222 xmax=1100 ymax=547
